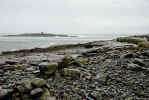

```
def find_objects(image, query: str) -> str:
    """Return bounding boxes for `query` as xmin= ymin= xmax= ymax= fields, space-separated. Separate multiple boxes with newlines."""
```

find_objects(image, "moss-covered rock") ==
xmin=16 ymin=80 xmax=32 ymax=93
xmin=31 ymin=78 xmax=47 ymax=88
xmin=45 ymin=64 xmax=57 ymax=76
xmin=8 ymin=65 xmax=26 ymax=71
xmin=63 ymin=68 xmax=81 ymax=79
xmin=40 ymin=89 xmax=56 ymax=100
xmin=39 ymin=62 xmax=57 ymax=77
xmin=76 ymin=57 xmax=88 ymax=64
xmin=58 ymin=56 xmax=73 ymax=70
xmin=138 ymin=42 xmax=149 ymax=48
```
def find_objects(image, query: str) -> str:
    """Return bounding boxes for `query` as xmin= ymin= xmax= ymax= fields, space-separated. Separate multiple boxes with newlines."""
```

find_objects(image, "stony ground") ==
xmin=0 ymin=36 xmax=149 ymax=100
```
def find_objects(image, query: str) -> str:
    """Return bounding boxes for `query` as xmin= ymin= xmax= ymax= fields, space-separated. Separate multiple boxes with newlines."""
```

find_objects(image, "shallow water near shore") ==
xmin=0 ymin=33 xmax=139 ymax=52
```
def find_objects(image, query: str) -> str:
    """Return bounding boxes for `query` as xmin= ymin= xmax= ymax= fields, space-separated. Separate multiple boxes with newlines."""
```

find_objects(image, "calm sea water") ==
xmin=0 ymin=33 xmax=138 ymax=52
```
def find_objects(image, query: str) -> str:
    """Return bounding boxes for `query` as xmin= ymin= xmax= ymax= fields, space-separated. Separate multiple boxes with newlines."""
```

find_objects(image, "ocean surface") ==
xmin=0 ymin=33 xmax=141 ymax=52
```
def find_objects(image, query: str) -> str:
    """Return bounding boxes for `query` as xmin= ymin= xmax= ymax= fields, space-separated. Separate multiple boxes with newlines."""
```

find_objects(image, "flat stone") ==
xmin=0 ymin=62 xmax=5 ymax=66
xmin=26 ymin=67 xmax=34 ymax=71
xmin=141 ymin=51 xmax=149 ymax=57
xmin=122 ymin=53 xmax=134 ymax=58
xmin=39 ymin=62 xmax=49 ymax=67
xmin=133 ymin=58 xmax=145 ymax=66
xmin=30 ymin=61 xmax=40 ymax=66
xmin=95 ymin=72 xmax=109 ymax=83
xmin=30 ymin=88 xmax=43 ymax=97
xmin=33 ymin=70 xmax=40 ymax=74
xmin=5 ymin=60 xmax=18 ymax=65
xmin=127 ymin=63 xmax=143 ymax=71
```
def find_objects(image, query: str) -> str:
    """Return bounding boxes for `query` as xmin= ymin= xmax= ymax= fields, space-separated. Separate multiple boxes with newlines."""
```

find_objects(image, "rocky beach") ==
xmin=1 ymin=34 xmax=149 ymax=100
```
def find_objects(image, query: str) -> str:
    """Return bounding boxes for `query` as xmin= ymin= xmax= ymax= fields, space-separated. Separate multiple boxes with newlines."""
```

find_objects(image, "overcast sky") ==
xmin=0 ymin=0 xmax=149 ymax=34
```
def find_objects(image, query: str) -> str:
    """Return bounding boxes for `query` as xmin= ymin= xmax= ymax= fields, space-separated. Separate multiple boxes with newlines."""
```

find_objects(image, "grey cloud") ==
xmin=0 ymin=0 xmax=149 ymax=34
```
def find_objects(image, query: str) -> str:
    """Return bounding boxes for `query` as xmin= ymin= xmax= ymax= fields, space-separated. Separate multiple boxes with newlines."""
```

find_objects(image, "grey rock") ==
xmin=0 ymin=89 xmax=14 ymax=99
xmin=31 ymin=78 xmax=47 ymax=88
xmin=16 ymin=85 xmax=26 ymax=94
xmin=133 ymin=58 xmax=145 ymax=66
xmin=141 ymin=51 xmax=149 ymax=57
xmin=0 ymin=62 xmax=5 ymax=66
xmin=70 ymin=61 xmax=82 ymax=67
xmin=30 ymin=88 xmax=43 ymax=97
xmin=22 ymin=80 xmax=32 ymax=92
xmin=39 ymin=62 xmax=49 ymax=67
xmin=95 ymin=72 xmax=109 ymax=83
xmin=122 ymin=53 xmax=134 ymax=58
xmin=40 ymin=89 xmax=56 ymax=100
xmin=5 ymin=60 xmax=18 ymax=65
xmin=84 ymin=44 xmax=94 ymax=48
xmin=127 ymin=63 xmax=142 ymax=71
xmin=26 ymin=67 xmax=34 ymax=72
xmin=143 ymin=59 xmax=149 ymax=66
xmin=33 ymin=70 xmax=40 ymax=74
xmin=90 ymin=91 xmax=101 ymax=100
xmin=30 ymin=61 xmax=40 ymax=66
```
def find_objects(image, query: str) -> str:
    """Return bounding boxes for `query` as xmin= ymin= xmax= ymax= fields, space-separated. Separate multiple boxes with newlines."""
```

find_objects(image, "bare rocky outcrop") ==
xmin=1 ymin=35 xmax=149 ymax=99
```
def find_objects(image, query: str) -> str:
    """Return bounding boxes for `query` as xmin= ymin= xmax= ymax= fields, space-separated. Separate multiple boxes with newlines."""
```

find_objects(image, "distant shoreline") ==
xmin=0 ymin=43 xmax=85 ymax=55
xmin=2 ymin=33 xmax=77 ymax=37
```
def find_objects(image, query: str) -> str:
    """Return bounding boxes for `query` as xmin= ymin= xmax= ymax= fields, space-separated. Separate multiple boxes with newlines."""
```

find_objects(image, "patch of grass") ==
xmin=116 ymin=37 xmax=144 ymax=44
xmin=138 ymin=42 xmax=149 ymax=48
xmin=133 ymin=34 xmax=149 ymax=41
xmin=117 ymin=37 xmax=149 ymax=48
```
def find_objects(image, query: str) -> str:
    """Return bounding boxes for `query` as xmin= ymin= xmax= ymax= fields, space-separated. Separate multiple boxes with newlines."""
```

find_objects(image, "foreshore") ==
xmin=1 ymin=34 xmax=149 ymax=100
